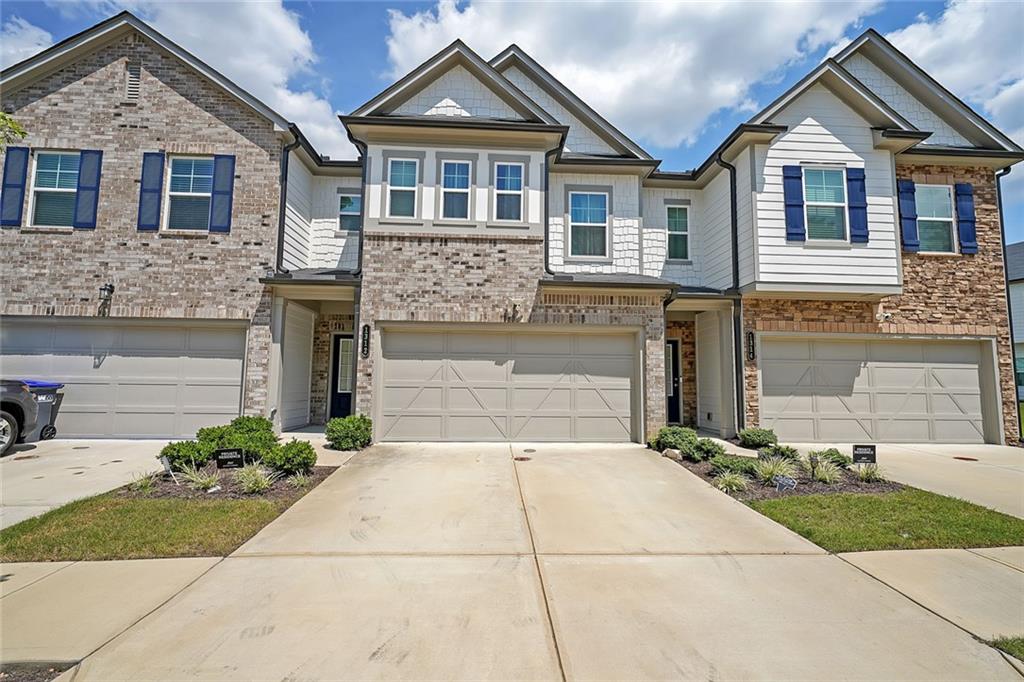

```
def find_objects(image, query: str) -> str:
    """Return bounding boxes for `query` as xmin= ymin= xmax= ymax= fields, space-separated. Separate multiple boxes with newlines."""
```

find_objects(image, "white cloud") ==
xmin=385 ymin=0 xmax=881 ymax=149
xmin=1 ymin=16 xmax=53 ymax=68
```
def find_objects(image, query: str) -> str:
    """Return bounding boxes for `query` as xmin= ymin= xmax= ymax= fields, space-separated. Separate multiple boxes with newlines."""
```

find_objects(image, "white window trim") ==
xmin=493 ymin=161 xmax=524 ymax=223
xmin=802 ymin=165 xmax=848 ymax=242
xmin=440 ymin=160 xmax=471 ymax=220
xmin=386 ymin=157 xmax=419 ymax=219
xmin=568 ymin=190 xmax=610 ymax=259
xmin=162 ymin=154 xmax=214 ymax=232
xmin=666 ymin=205 xmax=690 ymax=262
xmin=338 ymin=192 xmax=361 ymax=231
xmin=915 ymin=183 xmax=959 ymax=255
xmin=28 ymin=149 xmax=79 ymax=229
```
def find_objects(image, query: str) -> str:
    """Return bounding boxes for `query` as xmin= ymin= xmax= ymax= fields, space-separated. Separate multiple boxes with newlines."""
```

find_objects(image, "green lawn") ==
xmin=991 ymin=637 xmax=1024 ymax=662
xmin=749 ymin=488 xmax=1024 ymax=553
xmin=0 ymin=494 xmax=286 ymax=562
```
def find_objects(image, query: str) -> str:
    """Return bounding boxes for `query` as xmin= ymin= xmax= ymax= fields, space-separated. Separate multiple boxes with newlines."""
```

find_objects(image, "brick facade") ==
xmin=355 ymin=232 xmax=668 ymax=441
xmin=0 ymin=31 xmax=282 ymax=414
xmin=309 ymin=312 xmax=355 ymax=424
xmin=666 ymin=320 xmax=697 ymax=427
xmin=742 ymin=164 xmax=1018 ymax=444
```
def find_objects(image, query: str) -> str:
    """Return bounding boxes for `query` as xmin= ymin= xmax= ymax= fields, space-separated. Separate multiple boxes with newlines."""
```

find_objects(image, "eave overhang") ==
xmin=341 ymin=115 xmax=567 ymax=150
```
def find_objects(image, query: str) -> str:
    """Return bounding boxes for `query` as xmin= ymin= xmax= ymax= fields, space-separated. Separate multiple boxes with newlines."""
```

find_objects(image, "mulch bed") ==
xmin=118 ymin=465 xmax=336 ymax=501
xmin=678 ymin=458 xmax=903 ymax=502
xmin=0 ymin=663 xmax=72 ymax=682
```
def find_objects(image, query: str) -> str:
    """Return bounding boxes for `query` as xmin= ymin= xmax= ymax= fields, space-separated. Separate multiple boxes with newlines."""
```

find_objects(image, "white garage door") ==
xmin=760 ymin=337 xmax=989 ymax=443
xmin=378 ymin=329 xmax=636 ymax=442
xmin=0 ymin=318 xmax=246 ymax=438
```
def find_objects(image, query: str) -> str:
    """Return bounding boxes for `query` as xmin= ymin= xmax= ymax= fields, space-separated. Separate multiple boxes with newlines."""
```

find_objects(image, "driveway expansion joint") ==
xmin=965 ymin=547 xmax=1024 ymax=574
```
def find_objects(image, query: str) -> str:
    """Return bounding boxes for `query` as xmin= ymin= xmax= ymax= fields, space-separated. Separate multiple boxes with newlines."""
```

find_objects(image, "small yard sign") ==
xmin=852 ymin=445 xmax=876 ymax=464
xmin=215 ymin=448 xmax=245 ymax=469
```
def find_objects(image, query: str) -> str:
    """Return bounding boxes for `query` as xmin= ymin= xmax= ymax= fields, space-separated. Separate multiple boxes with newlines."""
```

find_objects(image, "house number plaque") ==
xmin=360 ymin=324 xmax=370 ymax=358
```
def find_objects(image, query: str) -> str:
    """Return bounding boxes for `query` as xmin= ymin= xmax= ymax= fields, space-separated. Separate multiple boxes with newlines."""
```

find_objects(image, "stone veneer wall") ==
xmin=666 ymin=321 xmax=697 ymax=427
xmin=356 ymin=233 xmax=668 ymax=440
xmin=309 ymin=312 xmax=355 ymax=424
xmin=742 ymin=164 xmax=1018 ymax=444
xmin=0 ymin=31 xmax=281 ymax=415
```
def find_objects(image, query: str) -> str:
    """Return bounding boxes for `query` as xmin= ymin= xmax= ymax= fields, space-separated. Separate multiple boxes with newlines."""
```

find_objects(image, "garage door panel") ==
xmin=383 ymin=331 xmax=444 ymax=354
xmin=381 ymin=330 xmax=635 ymax=442
xmin=182 ymin=382 xmax=243 ymax=408
xmin=762 ymin=337 xmax=988 ymax=444
xmin=383 ymin=358 xmax=443 ymax=381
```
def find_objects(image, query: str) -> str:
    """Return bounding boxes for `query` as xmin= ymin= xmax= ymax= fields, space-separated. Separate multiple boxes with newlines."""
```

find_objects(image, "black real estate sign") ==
xmin=852 ymin=444 xmax=877 ymax=464
xmin=215 ymin=448 xmax=245 ymax=469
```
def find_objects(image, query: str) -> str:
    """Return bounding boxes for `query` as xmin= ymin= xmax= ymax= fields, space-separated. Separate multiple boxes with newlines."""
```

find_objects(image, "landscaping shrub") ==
xmin=193 ymin=417 xmax=278 ymax=460
xmin=812 ymin=448 xmax=853 ymax=469
xmin=326 ymin=414 xmax=373 ymax=450
xmin=709 ymin=454 xmax=758 ymax=477
xmin=234 ymin=465 xmax=276 ymax=494
xmin=229 ymin=415 xmax=275 ymax=434
xmin=751 ymin=456 xmax=797 ymax=486
xmin=288 ymin=472 xmax=311 ymax=489
xmin=738 ymin=427 xmax=778 ymax=449
xmin=160 ymin=440 xmax=214 ymax=471
xmin=263 ymin=439 xmax=317 ymax=474
xmin=130 ymin=472 xmax=157 ymax=495
xmin=180 ymin=463 xmax=221 ymax=491
xmin=693 ymin=438 xmax=726 ymax=461
xmin=713 ymin=471 xmax=749 ymax=493
xmin=655 ymin=426 xmax=698 ymax=456
xmin=196 ymin=424 xmax=233 ymax=449
xmin=855 ymin=463 xmax=886 ymax=482
xmin=758 ymin=444 xmax=799 ymax=460
xmin=812 ymin=459 xmax=842 ymax=484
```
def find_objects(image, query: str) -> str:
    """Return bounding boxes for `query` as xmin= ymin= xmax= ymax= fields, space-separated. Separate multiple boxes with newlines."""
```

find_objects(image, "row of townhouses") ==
xmin=1 ymin=11 xmax=1020 ymax=445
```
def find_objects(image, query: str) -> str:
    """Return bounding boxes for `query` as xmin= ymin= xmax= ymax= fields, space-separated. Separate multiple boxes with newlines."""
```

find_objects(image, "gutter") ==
xmin=275 ymin=125 xmax=304 ymax=273
xmin=996 ymin=166 xmax=1020 ymax=443
xmin=715 ymin=152 xmax=747 ymax=434
xmin=543 ymin=130 xmax=568 ymax=276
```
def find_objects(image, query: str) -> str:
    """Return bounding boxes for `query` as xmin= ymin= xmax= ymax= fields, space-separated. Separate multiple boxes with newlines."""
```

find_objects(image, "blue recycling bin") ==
xmin=22 ymin=380 xmax=64 ymax=442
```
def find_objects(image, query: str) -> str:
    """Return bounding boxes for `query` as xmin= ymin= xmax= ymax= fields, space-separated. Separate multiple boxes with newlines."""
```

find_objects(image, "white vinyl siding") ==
xmin=1011 ymin=282 xmax=1024 ymax=341
xmin=916 ymin=184 xmax=956 ymax=254
xmin=701 ymin=170 xmax=735 ymax=290
xmin=282 ymin=155 xmax=313 ymax=271
xmin=734 ymin=147 xmax=757 ymax=287
xmin=753 ymin=84 xmax=899 ymax=287
xmin=30 ymin=151 xmax=79 ymax=227
xmin=281 ymin=304 xmax=314 ymax=430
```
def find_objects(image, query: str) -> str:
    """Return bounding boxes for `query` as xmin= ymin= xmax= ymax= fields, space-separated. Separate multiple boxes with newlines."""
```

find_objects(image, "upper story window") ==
xmin=338 ymin=193 xmax=361 ymax=231
xmin=569 ymin=191 xmax=608 ymax=258
xmin=387 ymin=158 xmax=418 ymax=218
xmin=441 ymin=161 xmax=470 ymax=220
xmin=166 ymin=156 xmax=214 ymax=230
xmin=31 ymin=151 xmax=79 ymax=227
xmin=667 ymin=206 xmax=689 ymax=260
xmin=803 ymin=167 xmax=847 ymax=241
xmin=494 ymin=162 xmax=523 ymax=222
xmin=916 ymin=185 xmax=956 ymax=253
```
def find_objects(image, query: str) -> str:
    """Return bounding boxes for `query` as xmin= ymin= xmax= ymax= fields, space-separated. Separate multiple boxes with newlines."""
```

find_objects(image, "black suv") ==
xmin=1 ymin=380 xmax=40 ymax=456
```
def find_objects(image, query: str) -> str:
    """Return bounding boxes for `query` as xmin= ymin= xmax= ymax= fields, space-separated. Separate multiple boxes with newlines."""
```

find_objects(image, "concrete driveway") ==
xmin=0 ymin=439 xmax=162 ymax=529
xmin=790 ymin=442 xmax=1024 ymax=518
xmin=64 ymin=443 xmax=1016 ymax=680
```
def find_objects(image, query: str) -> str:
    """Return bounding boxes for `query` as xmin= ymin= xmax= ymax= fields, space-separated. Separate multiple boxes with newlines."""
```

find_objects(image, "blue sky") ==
xmin=3 ymin=1 xmax=1022 ymax=241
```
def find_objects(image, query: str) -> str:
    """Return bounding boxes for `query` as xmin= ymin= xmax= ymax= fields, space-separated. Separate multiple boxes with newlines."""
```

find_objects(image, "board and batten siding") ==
xmin=753 ymin=84 xmax=900 ymax=287
xmin=282 ymin=154 xmax=314 ymax=271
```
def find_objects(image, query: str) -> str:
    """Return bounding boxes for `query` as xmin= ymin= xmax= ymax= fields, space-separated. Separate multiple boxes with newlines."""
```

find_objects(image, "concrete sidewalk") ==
xmin=49 ymin=444 xmax=1019 ymax=680
xmin=1 ymin=439 xmax=163 ymax=529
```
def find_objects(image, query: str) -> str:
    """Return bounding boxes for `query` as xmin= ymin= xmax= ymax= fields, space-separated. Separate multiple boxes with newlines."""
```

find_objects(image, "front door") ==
xmin=666 ymin=339 xmax=681 ymax=424
xmin=329 ymin=335 xmax=354 ymax=419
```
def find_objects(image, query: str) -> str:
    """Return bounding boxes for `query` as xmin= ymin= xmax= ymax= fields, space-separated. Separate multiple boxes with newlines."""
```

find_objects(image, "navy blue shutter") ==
xmin=208 ymin=154 xmax=235 ymax=233
xmin=782 ymin=165 xmax=805 ymax=241
xmin=954 ymin=183 xmax=978 ymax=254
xmin=1 ymin=147 xmax=30 ymax=227
xmin=896 ymin=179 xmax=919 ymax=252
xmin=72 ymin=150 xmax=103 ymax=229
xmin=846 ymin=167 xmax=868 ymax=243
xmin=137 ymin=152 xmax=165 ymax=230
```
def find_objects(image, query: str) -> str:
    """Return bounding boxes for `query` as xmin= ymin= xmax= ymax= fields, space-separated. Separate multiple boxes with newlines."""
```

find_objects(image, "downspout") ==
xmin=345 ymin=128 xmax=370 ymax=416
xmin=543 ymin=131 xmax=568 ymax=276
xmin=996 ymin=166 xmax=1019 ymax=442
xmin=276 ymin=126 xmax=303 ymax=273
xmin=715 ymin=153 xmax=746 ymax=434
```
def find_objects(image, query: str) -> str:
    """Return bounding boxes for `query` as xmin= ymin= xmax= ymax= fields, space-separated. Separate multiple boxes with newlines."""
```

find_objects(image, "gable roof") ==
xmin=490 ymin=45 xmax=652 ymax=160
xmin=833 ymin=29 xmax=1022 ymax=152
xmin=350 ymin=40 xmax=557 ymax=125
xmin=1007 ymin=242 xmax=1024 ymax=283
xmin=0 ymin=11 xmax=290 ymax=131
xmin=749 ymin=58 xmax=918 ymax=132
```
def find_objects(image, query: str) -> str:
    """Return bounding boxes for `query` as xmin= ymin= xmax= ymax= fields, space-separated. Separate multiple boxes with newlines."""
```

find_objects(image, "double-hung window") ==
xmin=441 ymin=161 xmax=470 ymax=220
xmin=387 ymin=158 xmax=417 ymax=218
xmin=31 ymin=152 xmax=79 ymax=227
xmin=494 ymin=162 xmax=523 ymax=222
xmin=166 ymin=156 xmax=214 ymax=230
xmin=667 ymin=206 xmax=689 ymax=260
xmin=338 ymin=193 xmax=361 ymax=231
xmin=803 ymin=167 xmax=847 ymax=240
xmin=915 ymin=185 xmax=956 ymax=253
xmin=569 ymin=191 xmax=608 ymax=258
